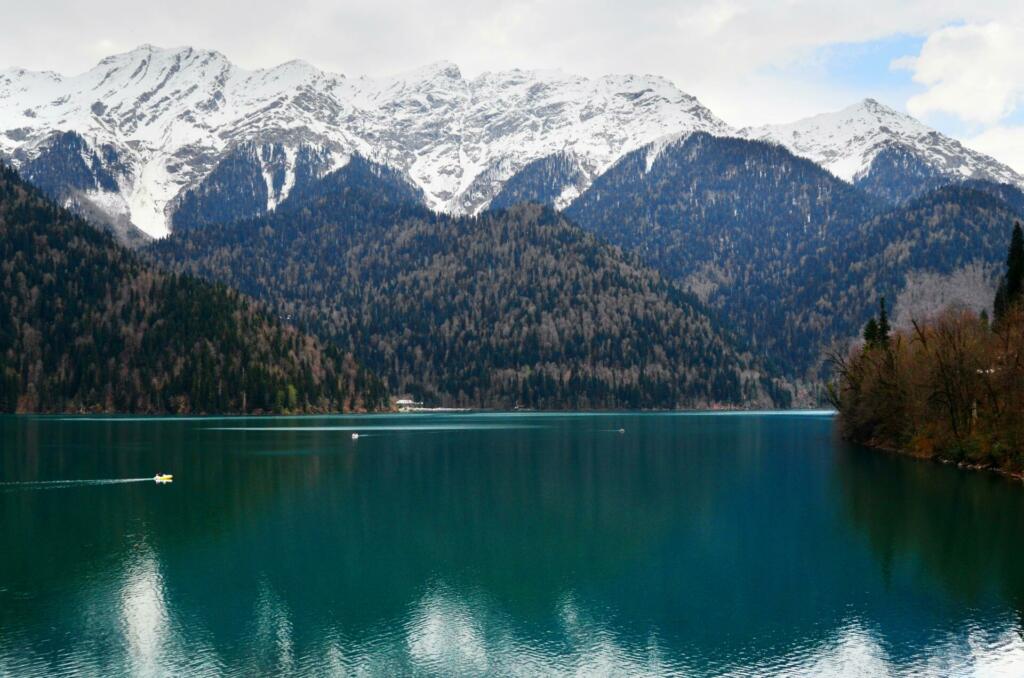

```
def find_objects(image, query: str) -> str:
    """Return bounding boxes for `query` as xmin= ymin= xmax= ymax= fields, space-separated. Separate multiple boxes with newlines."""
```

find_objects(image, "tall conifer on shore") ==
xmin=862 ymin=297 xmax=890 ymax=349
xmin=994 ymin=221 xmax=1024 ymax=323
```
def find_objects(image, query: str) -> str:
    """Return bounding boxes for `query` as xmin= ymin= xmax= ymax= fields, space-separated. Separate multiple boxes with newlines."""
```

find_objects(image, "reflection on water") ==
xmin=407 ymin=586 xmax=489 ymax=673
xmin=835 ymin=443 xmax=1024 ymax=609
xmin=120 ymin=541 xmax=169 ymax=675
xmin=2 ymin=413 xmax=1024 ymax=676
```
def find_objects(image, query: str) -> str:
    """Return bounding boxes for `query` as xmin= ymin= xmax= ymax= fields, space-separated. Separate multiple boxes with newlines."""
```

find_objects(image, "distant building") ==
xmin=395 ymin=397 xmax=424 ymax=411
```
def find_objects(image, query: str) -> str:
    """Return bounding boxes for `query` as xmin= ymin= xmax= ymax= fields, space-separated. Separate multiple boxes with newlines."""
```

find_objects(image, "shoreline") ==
xmin=847 ymin=435 xmax=1024 ymax=484
xmin=1 ymin=407 xmax=835 ymax=417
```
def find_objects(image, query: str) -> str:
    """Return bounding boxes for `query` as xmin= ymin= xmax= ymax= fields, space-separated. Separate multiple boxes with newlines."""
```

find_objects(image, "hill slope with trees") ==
xmin=152 ymin=156 xmax=789 ymax=409
xmin=0 ymin=163 xmax=386 ymax=414
xmin=830 ymin=223 xmax=1024 ymax=475
xmin=564 ymin=132 xmax=880 ymax=378
xmin=564 ymin=133 xmax=1024 ymax=384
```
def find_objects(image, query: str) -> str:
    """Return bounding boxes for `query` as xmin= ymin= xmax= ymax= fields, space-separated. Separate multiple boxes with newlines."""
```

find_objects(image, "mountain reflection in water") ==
xmin=2 ymin=412 xmax=1023 ymax=676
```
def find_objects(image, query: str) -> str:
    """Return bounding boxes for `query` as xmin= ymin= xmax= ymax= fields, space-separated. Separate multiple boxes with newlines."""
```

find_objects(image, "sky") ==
xmin=3 ymin=0 xmax=1024 ymax=171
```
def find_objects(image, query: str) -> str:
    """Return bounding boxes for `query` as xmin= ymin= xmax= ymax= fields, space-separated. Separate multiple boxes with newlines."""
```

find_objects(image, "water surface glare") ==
xmin=2 ymin=412 xmax=1024 ymax=676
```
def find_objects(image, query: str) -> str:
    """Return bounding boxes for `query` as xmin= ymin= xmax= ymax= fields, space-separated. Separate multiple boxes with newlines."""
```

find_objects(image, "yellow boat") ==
xmin=154 ymin=474 xmax=173 ymax=484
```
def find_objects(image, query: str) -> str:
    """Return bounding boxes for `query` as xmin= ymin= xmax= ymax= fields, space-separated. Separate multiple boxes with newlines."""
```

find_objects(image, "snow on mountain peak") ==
xmin=7 ymin=45 xmax=1020 ymax=239
xmin=1 ymin=45 xmax=730 ymax=236
xmin=401 ymin=61 xmax=463 ymax=81
xmin=739 ymin=98 xmax=1023 ymax=188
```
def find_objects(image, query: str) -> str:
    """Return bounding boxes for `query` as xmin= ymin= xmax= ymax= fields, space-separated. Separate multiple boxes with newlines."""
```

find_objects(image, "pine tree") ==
xmin=994 ymin=222 xmax=1024 ymax=323
xmin=994 ymin=279 xmax=1008 ymax=323
xmin=1006 ymin=221 xmax=1023 ymax=305
xmin=877 ymin=297 xmax=891 ymax=345
xmin=862 ymin=298 xmax=890 ymax=349
xmin=863 ymin=318 xmax=880 ymax=347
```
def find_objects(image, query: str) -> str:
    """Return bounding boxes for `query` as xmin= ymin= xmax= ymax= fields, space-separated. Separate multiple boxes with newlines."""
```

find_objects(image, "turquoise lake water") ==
xmin=2 ymin=412 xmax=1024 ymax=676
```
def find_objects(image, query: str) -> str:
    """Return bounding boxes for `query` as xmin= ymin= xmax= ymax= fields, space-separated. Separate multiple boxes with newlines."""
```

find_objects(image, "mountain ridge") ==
xmin=151 ymin=155 xmax=790 ymax=409
xmin=4 ymin=46 xmax=1022 ymax=241
xmin=1 ymin=44 xmax=729 ymax=237
xmin=740 ymin=99 xmax=1024 ymax=203
xmin=564 ymin=130 xmax=1024 ymax=382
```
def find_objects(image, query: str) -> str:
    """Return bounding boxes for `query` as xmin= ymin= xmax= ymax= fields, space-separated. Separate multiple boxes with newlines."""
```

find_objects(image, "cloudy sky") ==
xmin=4 ymin=0 xmax=1024 ymax=170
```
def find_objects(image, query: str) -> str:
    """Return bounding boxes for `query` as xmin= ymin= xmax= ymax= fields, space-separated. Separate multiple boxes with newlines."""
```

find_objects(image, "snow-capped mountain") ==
xmin=0 ymin=44 xmax=729 ymax=237
xmin=5 ymin=46 xmax=1023 ymax=239
xmin=740 ymin=99 xmax=1024 ymax=202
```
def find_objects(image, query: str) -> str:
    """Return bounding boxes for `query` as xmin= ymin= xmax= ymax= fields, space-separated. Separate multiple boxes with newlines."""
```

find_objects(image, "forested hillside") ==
xmin=565 ymin=132 xmax=879 ymax=377
xmin=489 ymin=152 xmax=587 ymax=211
xmin=852 ymin=144 xmax=955 ymax=205
xmin=831 ymin=224 xmax=1024 ymax=475
xmin=152 ymin=156 xmax=789 ymax=409
xmin=822 ymin=183 xmax=1024 ymax=333
xmin=170 ymin=142 xmax=342 ymax=232
xmin=0 ymin=163 xmax=387 ymax=414
xmin=15 ymin=131 xmax=150 ymax=246
xmin=565 ymin=133 xmax=1024 ymax=381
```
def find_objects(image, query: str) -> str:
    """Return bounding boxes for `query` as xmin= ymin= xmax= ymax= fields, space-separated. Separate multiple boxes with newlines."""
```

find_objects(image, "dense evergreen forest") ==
xmin=564 ymin=133 xmax=1024 ymax=381
xmin=489 ymin=152 xmax=587 ymax=211
xmin=0 ymin=163 xmax=387 ymax=414
xmin=564 ymin=132 xmax=882 ymax=377
xmin=152 ymin=156 xmax=789 ymax=409
xmin=11 ymin=126 xmax=1021 ymax=413
xmin=830 ymin=223 xmax=1024 ymax=474
xmin=851 ymin=144 xmax=957 ymax=205
xmin=16 ymin=130 xmax=150 ymax=246
xmin=171 ymin=142 xmax=340 ymax=232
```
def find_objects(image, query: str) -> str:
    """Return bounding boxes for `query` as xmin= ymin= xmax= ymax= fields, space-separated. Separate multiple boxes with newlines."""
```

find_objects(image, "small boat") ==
xmin=154 ymin=474 xmax=173 ymax=484
xmin=351 ymin=433 xmax=360 ymax=440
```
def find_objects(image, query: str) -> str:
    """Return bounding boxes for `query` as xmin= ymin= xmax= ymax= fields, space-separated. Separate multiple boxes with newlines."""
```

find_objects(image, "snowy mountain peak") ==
xmin=98 ymin=43 xmax=161 ymax=60
xmin=740 ymin=99 xmax=1023 ymax=190
xmin=857 ymin=97 xmax=893 ymax=113
xmin=405 ymin=61 xmax=463 ymax=80
xmin=7 ymin=46 xmax=1020 ymax=240
xmin=846 ymin=97 xmax=926 ymax=131
xmin=92 ymin=44 xmax=231 ymax=81
xmin=1 ymin=45 xmax=729 ymax=237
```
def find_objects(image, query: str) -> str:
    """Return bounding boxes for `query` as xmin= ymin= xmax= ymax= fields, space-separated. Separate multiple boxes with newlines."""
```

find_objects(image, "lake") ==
xmin=2 ymin=412 xmax=1024 ymax=676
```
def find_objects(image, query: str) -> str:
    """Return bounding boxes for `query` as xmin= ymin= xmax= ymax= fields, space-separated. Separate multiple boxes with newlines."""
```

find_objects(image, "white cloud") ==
xmin=90 ymin=39 xmax=123 ymax=58
xmin=0 ymin=0 xmax=1014 ymax=129
xmin=966 ymin=125 xmax=1024 ymax=174
xmin=899 ymin=20 xmax=1024 ymax=125
xmin=5 ymin=0 xmax=1024 ymax=173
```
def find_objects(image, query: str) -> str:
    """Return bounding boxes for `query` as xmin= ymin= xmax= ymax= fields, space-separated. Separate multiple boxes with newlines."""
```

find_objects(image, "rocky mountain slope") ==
xmin=740 ymin=99 xmax=1024 ymax=204
xmin=4 ymin=46 xmax=1022 ymax=242
xmin=1 ymin=44 xmax=728 ymax=237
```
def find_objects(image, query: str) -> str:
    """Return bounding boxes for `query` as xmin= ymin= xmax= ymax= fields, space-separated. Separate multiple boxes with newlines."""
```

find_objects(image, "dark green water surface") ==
xmin=2 ymin=412 xmax=1024 ymax=676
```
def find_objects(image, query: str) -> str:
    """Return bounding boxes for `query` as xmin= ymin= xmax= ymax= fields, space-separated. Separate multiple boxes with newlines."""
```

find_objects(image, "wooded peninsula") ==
xmin=831 ymin=222 xmax=1024 ymax=476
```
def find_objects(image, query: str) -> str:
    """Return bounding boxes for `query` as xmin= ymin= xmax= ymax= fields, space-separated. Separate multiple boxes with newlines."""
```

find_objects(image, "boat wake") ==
xmin=0 ymin=478 xmax=153 ymax=491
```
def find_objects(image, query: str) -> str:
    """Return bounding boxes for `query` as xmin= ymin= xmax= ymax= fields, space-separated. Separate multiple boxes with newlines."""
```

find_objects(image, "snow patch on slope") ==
xmin=644 ymin=132 xmax=690 ymax=173
xmin=125 ymin=158 xmax=175 ymax=238
xmin=80 ymin=187 xmax=130 ymax=220
xmin=554 ymin=184 xmax=582 ymax=211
